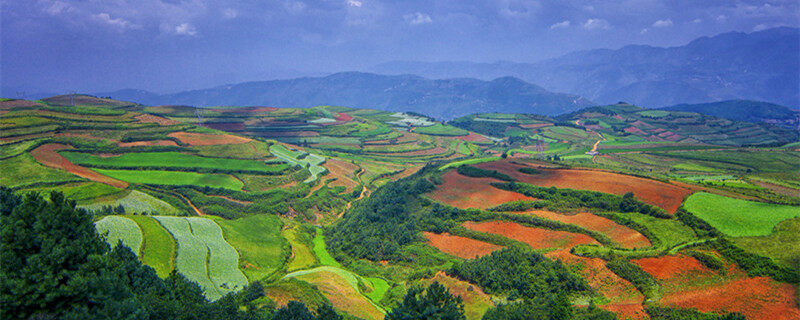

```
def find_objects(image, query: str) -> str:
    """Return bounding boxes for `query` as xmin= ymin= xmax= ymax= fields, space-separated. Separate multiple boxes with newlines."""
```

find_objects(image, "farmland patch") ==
xmin=462 ymin=221 xmax=599 ymax=251
xmin=94 ymin=216 xmax=143 ymax=254
xmin=684 ymin=192 xmax=800 ymax=237
xmin=427 ymin=170 xmax=535 ymax=209
xmin=423 ymin=231 xmax=503 ymax=259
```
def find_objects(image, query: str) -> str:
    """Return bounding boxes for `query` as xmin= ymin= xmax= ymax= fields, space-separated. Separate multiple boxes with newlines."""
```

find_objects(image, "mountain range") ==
xmin=101 ymin=73 xmax=593 ymax=120
xmin=371 ymin=27 xmax=800 ymax=108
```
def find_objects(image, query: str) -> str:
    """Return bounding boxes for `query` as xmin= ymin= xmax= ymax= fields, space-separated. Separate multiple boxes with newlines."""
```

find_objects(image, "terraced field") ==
xmin=684 ymin=192 xmax=800 ymax=236
xmin=95 ymin=169 xmax=244 ymax=190
xmin=61 ymin=151 xmax=289 ymax=173
xmin=94 ymin=215 xmax=143 ymax=254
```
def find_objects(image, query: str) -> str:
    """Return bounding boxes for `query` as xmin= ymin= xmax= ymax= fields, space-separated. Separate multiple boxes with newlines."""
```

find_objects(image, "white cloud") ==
xmin=652 ymin=19 xmax=673 ymax=28
xmin=753 ymin=24 xmax=769 ymax=32
xmin=223 ymin=8 xmax=238 ymax=19
xmin=45 ymin=1 xmax=71 ymax=16
xmin=404 ymin=12 xmax=432 ymax=25
xmin=692 ymin=18 xmax=703 ymax=24
xmin=583 ymin=18 xmax=610 ymax=30
xmin=640 ymin=28 xmax=648 ymax=34
xmin=174 ymin=23 xmax=197 ymax=36
xmin=716 ymin=14 xmax=727 ymax=22
xmin=347 ymin=0 xmax=362 ymax=7
xmin=93 ymin=13 xmax=139 ymax=30
xmin=549 ymin=20 xmax=570 ymax=29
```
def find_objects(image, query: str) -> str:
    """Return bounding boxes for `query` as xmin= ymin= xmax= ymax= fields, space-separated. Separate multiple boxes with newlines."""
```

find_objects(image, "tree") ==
xmin=385 ymin=282 xmax=465 ymax=320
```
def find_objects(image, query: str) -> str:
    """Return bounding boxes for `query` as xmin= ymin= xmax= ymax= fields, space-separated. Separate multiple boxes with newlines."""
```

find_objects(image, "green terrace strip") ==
xmin=214 ymin=214 xmax=287 ymax=281
xmin=94 ymin=216 xmax=143 ymax=255
xmin=684 ymin=192 xmax=800 ymax=237
xmin=79 ymin=190 xmax=180 ymax=214
xmin=126 ymin=215 xmax=176 ymax=278
xmin=94 ymin=169 xmax=244 ymax=190
xmin=154 ymin=216 xmax=247 ymax=301
xmin=60 ymin=151 xmax=288 ymax=174
xmin=269 ymin=144 xmax=327 ymax=183
xmin=313 ymin=232 xmax=341 ymax=268
xmin=186 ymin=218 xmax=248 ymax=296
xmin=439 ymin=157 xmax=501 ymax=170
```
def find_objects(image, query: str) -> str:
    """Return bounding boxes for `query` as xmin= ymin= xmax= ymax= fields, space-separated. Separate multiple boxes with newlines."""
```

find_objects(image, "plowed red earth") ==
xmin=547 ymin=250 xmax=646 ymax=320
xmin=168 ymin=132 xmax=252 ymax=146
xmin=428 ymin=170 xmax=536 ymax=209
xmin=423 ymin=232 xmax=502 ymax=259
xmin=135 ymin=114 xmax=181 ymax=126
xmin=0 ymin=100 xmax=43 ymax=109
xmin=520 ymin=123 xmax=552 ymax=129
xmin=523 ymin=210 xmax=650 ymax=249
xmin=454 ymin=132 xmax=491 ymax=143
xmin=30 ymin=144 xmax=128 ymax=188
xmin=634 ymin=255 xmax=800 ymax=320
xmin=118 ymin=140 xmax=178 ymax=147
xmin=323 ymin=158 xmax=359 ymax=192
xmin=335 ymin=113 xmax=353 ymax=121
xmin=475 ymin=160 xmax=691 ymax=213
xmin=462 ymin=221 xmax=599 ymax=250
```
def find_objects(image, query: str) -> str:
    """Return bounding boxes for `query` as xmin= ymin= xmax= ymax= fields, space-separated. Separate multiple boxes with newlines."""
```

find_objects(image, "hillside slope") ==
xmin=660 ymin=100 xmax=799 ymax=129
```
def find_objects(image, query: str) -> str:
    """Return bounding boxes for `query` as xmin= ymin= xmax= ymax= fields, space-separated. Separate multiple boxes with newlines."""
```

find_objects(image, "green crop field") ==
xmin=684 ymin=192 xmax=800 ymax=237
xmin=0 ymin=139 xmax=42 ymax=159
xmin=313 ymin=232 xmax=342 ymax=268
xmin=612 ymin=211 xmax=697 ymax=249
xmin=269 ymin=144 xmax=327 ymax=183
xmin=215 ymin=214 xmax=287 ymax=281
xmin=732 ymin=218 xmax=800 ymax=268
xmin=126 ymin=215 xmax=175 ymax=278
xmin=186 ymin=217 xmax=248 ymax=296
xmin=94 ymin=216 xmax=143 ymax=255
xmin=61 ymin=151 xmax=288 ymax=173
xmin=413 ymin=124 xmax=468 ymax=136
xmin=154 ymin=216 xmax=219 ymax=299
xmin=79 ymin=190 xmax=180 ymax=214
xmin=23 ymin=182 xmax=122 ymax=203
xmin=364 ymin=277 xmax=390 ymax=304
xmin=284 ymin=227 xmax=316 ymax=272
xmin=94 ymin=169 xmax=244 ymax=190
xmin=0 ymin=154 xmax=83 ymax=188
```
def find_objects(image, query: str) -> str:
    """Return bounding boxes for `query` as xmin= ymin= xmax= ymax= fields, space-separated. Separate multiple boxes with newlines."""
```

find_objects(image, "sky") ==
xmin=2 ymin=0 xmax=799 ymax=95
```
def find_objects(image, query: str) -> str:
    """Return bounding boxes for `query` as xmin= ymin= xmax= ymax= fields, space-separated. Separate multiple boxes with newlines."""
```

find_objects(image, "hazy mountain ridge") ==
xmin=660 ymin=100 xmax=800 ymax=129
xmin=371 ymin=27 xmax=800 ymax=108
xmin=100 ymin=72 xmax=593 ymax=120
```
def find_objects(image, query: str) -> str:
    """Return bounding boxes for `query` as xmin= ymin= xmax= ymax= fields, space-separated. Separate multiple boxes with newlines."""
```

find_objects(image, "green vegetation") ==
xmin=186 ymin=217 xmax=248 ymax=297
xmin=94 ymin=215 xmax=143 ymax=254
xmin=154 ymin=216 xmax=220 ymax=299
xmin=95 ymin=169 xmax=244 ymax=190
xmin=269 ymin=144 xmax=327 ymax=183
xmin=79 ymin=190 xmax=180 ymax=214
xmin=684 ymin=192 xmax=800 ymax=236
xmin=285 ymin=226 xmax=317 ymax=271
xmin=413 ymin=123 xmax=469 ymax=136
xmin=386 ymin=282 xmax=465 ymax=320
xmin=313 ymin=232 xmax=342 ymax=268
xmin=126 ymin=215 xmax=175 ymax=277
xmin=456 ymin=165 xmax=515 ymax=182
xmin=732 ymin=218 xmax=800 ymax=267
xmin=606 ymin=259 xmax=658 ymax=298
xmin=22 ymin=182 xmax=121 ymax=203
xmin=215 ymin=214 xmax=288 ymax=280
xmin=0 ymin=154 xmax=83 ymax=188
xmin=61 ymin=151 xmax=288 ymax=174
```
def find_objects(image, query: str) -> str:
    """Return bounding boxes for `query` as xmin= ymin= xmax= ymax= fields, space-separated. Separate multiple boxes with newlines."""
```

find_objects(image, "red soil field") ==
xmin=323 ymin=158 xmax=360 ymax=192
xmin=30 ymin=144 xmax=128 ymax=189
xmin=624 ymin=127 xmax=648 ymax=136
xmin=335 ymin=112 xmax=353 ymax=121
xmin=524 ymin=210 xmax=650 ymax=249
xmin=0 ymin=99 xmax=43 ymax=109
xmin=118 ymin=140 xmax=179 ymax=147
xmin=661 ymin=277 xmax=799 ymax=320
xmin=134 ymin=114 xmax=181 ymax=126
xmin=463 ymin=221 xmax=599 ymax=250
xmin=546 ymin=250 xmax=646 ymax=320
xmin=454 ymin=132 xmax=491 ymax=143
xmin=634 ymin=254 xmax=711 ymax=280
xmin=428 ymin=170 xmax=535 ymax=209
xmin=475 ymin=160 xmax=691 ymax=213
xmin=423 ymin=232 xmax=502 ymax=259
xmin=167 ymin=131 xmax=252 ymax=146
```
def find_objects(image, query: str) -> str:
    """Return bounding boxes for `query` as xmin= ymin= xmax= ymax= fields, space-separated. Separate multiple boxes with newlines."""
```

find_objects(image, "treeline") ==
xmin=492 ymin=182 xmax=670 ymax=218
xmin=456 ymin=165 xmax=515 ymax=182
xmin=0 ymin=188 xmax=344 ymax=320
xmin=605 ymin=259 xmax=657 ymax=298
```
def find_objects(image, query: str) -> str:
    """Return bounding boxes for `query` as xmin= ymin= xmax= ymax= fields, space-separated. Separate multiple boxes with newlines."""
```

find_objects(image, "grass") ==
xmin=439 ymin=157 xmax=501 ymax=170
xmin=94 ymin=169 xmax=244 ymax=190
xmin=284 ymin=267 xmax=386 ymax=319
xmin=284 ymin=227 xmax=317 ymax=272
xmin=22 ymin=182 xmax=122 ymax=203
xmin=732 ymin=218 xmax=800 ymax=268
xmin=363 ymin=277 xmax=390 ymax=305
xmin=0 ymin=139 xmax=42 ymax=159
xmin=413 ymin=124 xmax=469 ymax=136
xmin=79 ymin=190 xmax=181 ymax=214
xmin=94 ymin=216 xmax=143 ymax=255
xmin=126 ymin=215 xmax=175 ymax=278
xmin=194 ymin=140 xmax=271 ymax=159
xmin=61 ymin=151 xmax=288 ymax=173
xmin=684 ymin=192 xmax=800 ymax=237
xmin=313 ymin=231 xmax=342 ymax=268
xmin=612 ymin=212 xmax=697 ymax=249
xmin=214 ymin=214 xmax=288 ymax=281
xmin=0 ymin=153 xmax=83 ymax=188
xmin=187 ymin=218 xmax=248 ymax=296
xmin=154 ymin=216 xmax=218 ymax=300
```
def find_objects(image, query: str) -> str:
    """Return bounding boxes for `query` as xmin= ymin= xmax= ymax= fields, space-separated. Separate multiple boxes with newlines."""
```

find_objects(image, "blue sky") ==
xmin=2 ymin=0 xmax=798 ymax=94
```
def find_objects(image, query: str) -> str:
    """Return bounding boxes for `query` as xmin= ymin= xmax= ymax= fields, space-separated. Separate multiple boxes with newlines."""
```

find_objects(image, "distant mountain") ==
xmin=100 ymin=72 xmax=593 ymax=120
xmin=371 ymin=27 xmax=800 ymax=108
xmin=660 ymin=100 xmax=799 ymax=129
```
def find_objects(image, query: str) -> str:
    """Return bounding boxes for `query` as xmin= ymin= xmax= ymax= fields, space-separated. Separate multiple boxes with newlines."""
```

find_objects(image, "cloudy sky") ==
xmin=2 ymin=0 xmax=798 ymax=94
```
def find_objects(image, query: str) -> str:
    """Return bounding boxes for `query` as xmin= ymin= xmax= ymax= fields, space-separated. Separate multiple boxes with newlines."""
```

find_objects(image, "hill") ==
xmin=660 ymin=100 xmax=799 ymax=129
xmin=372 ymin=27 xmax=800 ymax=108
xmin=100 ymin=72 xmax=593 ymax=120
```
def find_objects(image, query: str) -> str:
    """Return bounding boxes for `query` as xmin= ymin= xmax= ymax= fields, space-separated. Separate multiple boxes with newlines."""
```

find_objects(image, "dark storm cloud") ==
xmin=2 ymin=0 xmax=798 ymax=94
